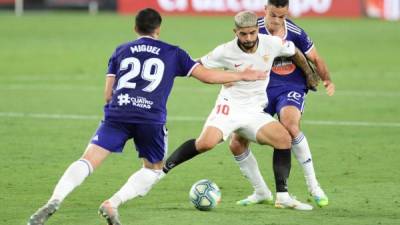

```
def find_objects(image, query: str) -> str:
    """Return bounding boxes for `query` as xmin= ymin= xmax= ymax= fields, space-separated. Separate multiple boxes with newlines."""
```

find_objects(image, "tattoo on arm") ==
xmin=292 ymin=48 xmax=313 ymax=76
xmin=292 ymin=48 xmax=319 ymax=89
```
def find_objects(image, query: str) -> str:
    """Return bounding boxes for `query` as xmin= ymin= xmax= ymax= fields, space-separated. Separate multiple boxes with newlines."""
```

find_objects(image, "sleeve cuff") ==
xmin=186 ymin=62 xmax=200 ymax=77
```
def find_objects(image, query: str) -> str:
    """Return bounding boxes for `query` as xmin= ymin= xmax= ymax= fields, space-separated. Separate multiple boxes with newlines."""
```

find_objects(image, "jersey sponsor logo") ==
xmin=271 ymin=57 xmax=296 ymax=76
xmin=117 ymin=93 xmax=154 ymax=109
xmin=234 ymin=63 xmax=243 ymax=68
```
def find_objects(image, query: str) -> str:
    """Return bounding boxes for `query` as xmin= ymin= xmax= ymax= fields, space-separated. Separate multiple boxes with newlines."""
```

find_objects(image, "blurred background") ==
xmin=1 ymin=0 xmax=400 ymax=20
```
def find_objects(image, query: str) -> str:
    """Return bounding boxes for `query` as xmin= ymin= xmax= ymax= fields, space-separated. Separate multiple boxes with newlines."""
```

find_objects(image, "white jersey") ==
xmin=200 ymin=34 xmax=295 ymax=109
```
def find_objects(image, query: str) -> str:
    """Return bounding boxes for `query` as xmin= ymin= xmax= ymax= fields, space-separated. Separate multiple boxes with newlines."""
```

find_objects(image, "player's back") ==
xmin=258 ymin=17 xmax=314 ymax=90
xmin=105 ymin=37 xmax=197 ymax=124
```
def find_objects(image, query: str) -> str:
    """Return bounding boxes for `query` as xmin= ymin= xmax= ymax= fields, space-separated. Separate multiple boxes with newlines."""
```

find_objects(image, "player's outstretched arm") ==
xmin=190 ymin=64 xmax=266 ymax=84
xmin=306 ymin=47 xmax=335 ymax=96
xmin=292 ymin=48 xmax=319 ymax=90
xmin=104 ymin=75 xmax=115 ymax=103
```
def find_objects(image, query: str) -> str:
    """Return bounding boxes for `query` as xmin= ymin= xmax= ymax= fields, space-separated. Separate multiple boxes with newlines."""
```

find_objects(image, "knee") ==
xmin=195 ymin=138 xmax=216 ymax=152
xmin=281 ymin=122 xmax=300 ymax=138
xmin=229 ymin=139 xmax=247 ymax=156
xmin=143 ymin=159 xmax=164 ymax=170
xmin=275 ymin=131 xmax=292 ymax=150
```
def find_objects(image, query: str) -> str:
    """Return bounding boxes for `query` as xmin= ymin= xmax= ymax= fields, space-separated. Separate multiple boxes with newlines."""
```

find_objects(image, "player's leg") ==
xmin=240 ymin=114 xmax=291 ymax=198
xmin=99 ymin=124 xmax=167 ymax=225
xmin=255 ymin=120 xmax=291 ymax=195
xmin=27 ymin=144 xmax=106 ymax=225
xmin=163 ymin=98 xmax=235 ymax=173
xmin=48 ymin=144 xmax=108 ymax=201
xmin=163 ymin=125 xmax=224 ymax=173
xmin=251 ymin=116 xmax=312 ymax=210
xmin=279 ymin=105 xmax=328 ymax=207
xmin=28 ymin=144 xmax=110 ymax=225
xmin=230 ymin=133 xmax=273 ymax=206
xmin=100 ymin=159 xmax=164 ymax=225
xmin=28 ymin=120 xmax=129 ymax=225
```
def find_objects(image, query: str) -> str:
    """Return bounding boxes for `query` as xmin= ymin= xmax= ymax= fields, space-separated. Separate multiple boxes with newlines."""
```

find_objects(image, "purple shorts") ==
xmin=264 ymin=87 xmax=307 ymax=116
xmin=90 ymin=120 xmax=168 ymax=163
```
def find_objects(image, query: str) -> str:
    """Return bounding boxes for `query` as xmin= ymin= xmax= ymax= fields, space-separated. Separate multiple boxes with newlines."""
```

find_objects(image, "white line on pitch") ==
xmin=0 ymin=111 xmax=399 ymax=128
xmin=1 ymin=85 xmax=400 ymax=97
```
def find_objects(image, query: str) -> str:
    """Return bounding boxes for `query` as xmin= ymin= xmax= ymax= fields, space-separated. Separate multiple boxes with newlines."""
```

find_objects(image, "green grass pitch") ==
xmin=0 ymin=12 xmax=399 ymax=225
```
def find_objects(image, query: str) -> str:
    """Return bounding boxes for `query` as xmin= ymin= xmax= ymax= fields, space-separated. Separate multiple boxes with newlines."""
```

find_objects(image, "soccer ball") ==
xmin=189 ymin=179 xmax=221 ymax=211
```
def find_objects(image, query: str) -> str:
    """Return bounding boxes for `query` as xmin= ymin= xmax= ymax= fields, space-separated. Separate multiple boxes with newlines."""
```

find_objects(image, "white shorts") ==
xmin=204 ymin=95 xmax=276 ymax=142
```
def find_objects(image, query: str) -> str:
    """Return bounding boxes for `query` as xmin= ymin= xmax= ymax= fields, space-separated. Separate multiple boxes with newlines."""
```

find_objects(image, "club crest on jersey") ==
xmin=263 ymin=54 xmax=269 ymax=63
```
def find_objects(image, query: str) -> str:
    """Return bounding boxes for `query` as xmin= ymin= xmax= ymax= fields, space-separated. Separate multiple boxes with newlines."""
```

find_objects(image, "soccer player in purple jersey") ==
xmin=230 ymin=0 xmax=335 ymax=208
xmin=27 ymin=8 xmax=266 ymax=225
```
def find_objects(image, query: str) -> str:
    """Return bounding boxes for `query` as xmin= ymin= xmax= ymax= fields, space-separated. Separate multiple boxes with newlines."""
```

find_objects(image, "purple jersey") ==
xmin=258 ymin=17 xmax=314 ymax=90
xmin=105 ymin=37 xmax=198 ymax=124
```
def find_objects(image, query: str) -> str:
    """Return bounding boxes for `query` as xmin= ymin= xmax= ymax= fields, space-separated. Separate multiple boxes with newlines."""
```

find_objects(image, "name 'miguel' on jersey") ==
xmin=105 ymin=36 xmax=198 ymax=124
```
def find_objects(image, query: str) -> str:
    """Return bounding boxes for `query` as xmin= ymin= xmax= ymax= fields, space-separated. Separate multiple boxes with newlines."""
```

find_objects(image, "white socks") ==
xmin=291 ymin=132 xmax=319 ymax=190
xmin=108 ymin=167 xmax=164 ymax=208
xmin=50 ymin=159 xmax=93 ymax=203
xmin=49 ymin=160 xmax=164 ymax=209
xmin=234 ymin=149 xmax=272 ymax=197
xmin=276 ymin=192 xmax=290 ymax=201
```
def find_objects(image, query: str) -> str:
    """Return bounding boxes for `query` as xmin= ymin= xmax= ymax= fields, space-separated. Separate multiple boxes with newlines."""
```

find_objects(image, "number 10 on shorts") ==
xmin=216 ymin=104 xmax=230 ymax=115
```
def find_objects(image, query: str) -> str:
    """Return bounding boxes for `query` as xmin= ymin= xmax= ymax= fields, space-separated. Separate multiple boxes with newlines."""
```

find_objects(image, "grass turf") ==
xmin=0 ymin=12 xmax=399 ymax=225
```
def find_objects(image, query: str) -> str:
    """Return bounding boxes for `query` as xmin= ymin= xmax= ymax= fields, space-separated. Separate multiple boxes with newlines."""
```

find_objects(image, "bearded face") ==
xmin=235 ymin=26 xmax=259 ymax=52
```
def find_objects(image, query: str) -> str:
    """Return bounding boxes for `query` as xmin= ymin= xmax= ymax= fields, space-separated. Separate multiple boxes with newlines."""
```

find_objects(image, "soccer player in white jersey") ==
xmin=162 ymin=10 xmax=314 ymax=210
xmin=27 ymin=8 xmax=266 ymax=225
xmin=231 ymin=0 xmax=335 ymax=208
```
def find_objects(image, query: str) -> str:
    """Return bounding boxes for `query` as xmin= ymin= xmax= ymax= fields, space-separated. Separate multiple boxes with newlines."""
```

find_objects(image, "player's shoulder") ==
xmin=285 ymin=18 xmax=305 ymax=36
xmin=114 ymin=41 xmax=131 ymax=52
xmin=259 ymin=33 xmax=282 ymax=43
xmin=258 ymin=34 xmax=287 ymax=52
xmin=211 ymin=39 xmax=236 ymax=54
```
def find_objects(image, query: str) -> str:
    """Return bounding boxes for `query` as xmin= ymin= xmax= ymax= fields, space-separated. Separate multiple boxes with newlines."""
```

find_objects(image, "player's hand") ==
xmin=305 ymin=60 xmax=320 ymax=91
xmin=241 ymin=66 xmax=267 ymax=81
xmin=306 ymin=75 xmax=319 ymax=91
xmin=323 ymin=80 xmax=335 ymax=96
xmin=305 ymin=71 xmax=318 ymax=91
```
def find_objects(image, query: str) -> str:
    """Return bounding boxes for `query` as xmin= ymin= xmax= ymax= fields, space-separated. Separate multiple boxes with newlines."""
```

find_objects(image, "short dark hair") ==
xmin=135 ymin=8 xmax=162 ymax=35
xmin=267 ymin=0 xmax=289 ymax=7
